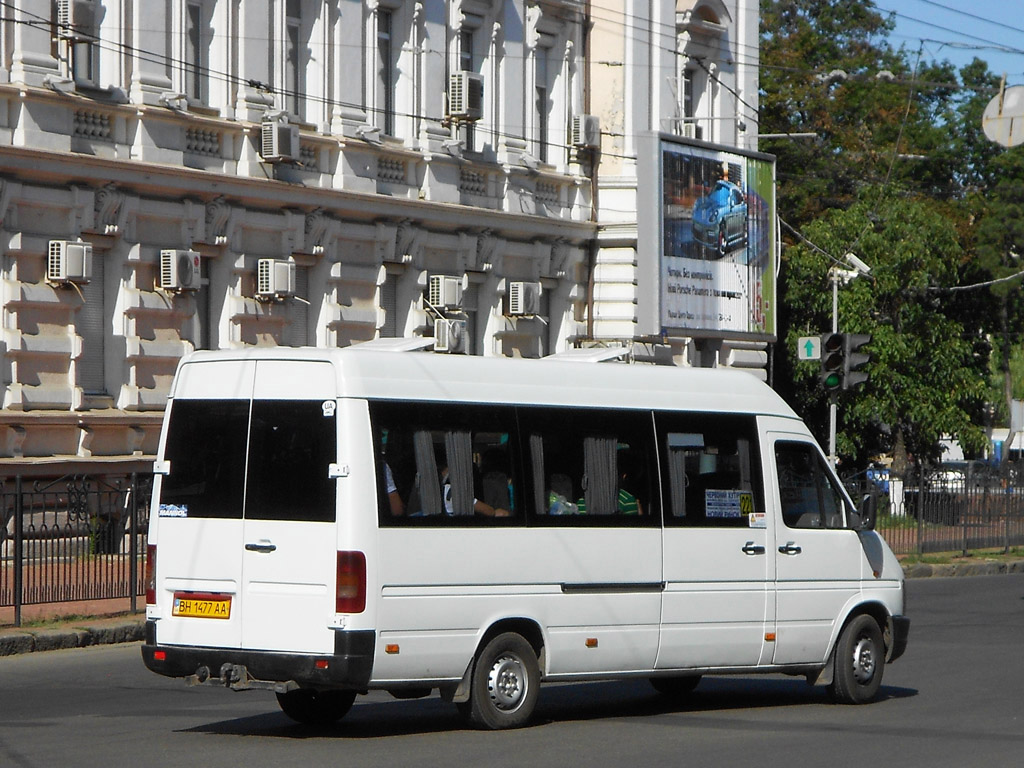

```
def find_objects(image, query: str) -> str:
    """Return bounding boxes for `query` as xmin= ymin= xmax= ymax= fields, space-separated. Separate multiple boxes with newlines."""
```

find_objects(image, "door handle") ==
xmin=778 ymin=543 xmax=802 ymax=555
xmin=245 ymin=542 xmax=277 ymax=553
xmin=742 ymin=543 xmax=766 ymax=555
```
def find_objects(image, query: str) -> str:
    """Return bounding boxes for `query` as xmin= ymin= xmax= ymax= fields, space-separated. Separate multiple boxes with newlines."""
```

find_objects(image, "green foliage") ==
xmin=784 ymin=190 xmax=989 ymax=465
xmin=762 ymin=0 xmax=1009 ymax=466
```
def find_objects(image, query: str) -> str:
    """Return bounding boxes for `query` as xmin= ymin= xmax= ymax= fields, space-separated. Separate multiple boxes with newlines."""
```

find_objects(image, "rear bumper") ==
xmin=141 ymin=621 xmax=374 ymax=690
xmin=888 ymin=615 xmax=911 ymax=663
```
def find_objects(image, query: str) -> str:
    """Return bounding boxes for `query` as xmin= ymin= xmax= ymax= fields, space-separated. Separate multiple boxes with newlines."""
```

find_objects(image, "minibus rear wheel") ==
xmin=276 ymin=688 xmax=357 ymax=725
xmin=830 ymin=614 xmax=884 ymax=704
xmin=463 ymin=632 xmax=540 ymax=730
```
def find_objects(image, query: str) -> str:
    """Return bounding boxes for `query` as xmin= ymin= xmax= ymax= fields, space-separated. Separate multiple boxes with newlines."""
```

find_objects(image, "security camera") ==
xmin=844 ymin=252 xmax=871 ymax=275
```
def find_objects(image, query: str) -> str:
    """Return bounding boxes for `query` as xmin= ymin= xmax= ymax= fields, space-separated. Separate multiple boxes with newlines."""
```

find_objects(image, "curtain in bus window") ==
xmin=444 ymin=430 xmax=474 ymax=516
xmin=245 ymin=401 xmax=336 ymax=523
xmin=411 ymin=430 xmax=441 ymax=516
xmin=583 ymin=435 xmax=617 ymax=515
xmin=737 ymin=439 xmax=753 ymax=490
xmin=160 ymin=399 xmax=248 ymax=519
xmin=666 ymin=432 xmax=702 ymax=518
xmin=529 ymin=433 xmax=547 ymax=514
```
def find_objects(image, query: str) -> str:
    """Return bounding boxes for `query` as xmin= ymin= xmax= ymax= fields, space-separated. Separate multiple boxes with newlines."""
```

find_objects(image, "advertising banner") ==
xmin=637 ymin=134 xmax=776 ymax=341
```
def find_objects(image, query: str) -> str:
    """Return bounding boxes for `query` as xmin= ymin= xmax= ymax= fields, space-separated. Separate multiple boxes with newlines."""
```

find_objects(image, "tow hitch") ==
xmin=186 ymin=664 xmax=298 ymax=694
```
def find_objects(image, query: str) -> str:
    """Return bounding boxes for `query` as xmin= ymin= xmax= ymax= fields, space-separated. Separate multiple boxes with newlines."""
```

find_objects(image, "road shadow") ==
xmin=182 ymin=677 xmax=918 ymax=739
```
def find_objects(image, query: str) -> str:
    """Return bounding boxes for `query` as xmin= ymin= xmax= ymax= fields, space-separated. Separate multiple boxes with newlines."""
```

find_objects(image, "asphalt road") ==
xmin=1 ymin=574 xmax=1023 ymax=768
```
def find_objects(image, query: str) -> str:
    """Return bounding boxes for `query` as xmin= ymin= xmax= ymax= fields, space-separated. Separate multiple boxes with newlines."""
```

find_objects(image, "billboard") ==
xmin=637 ymin=133 xmax=776 ymax=341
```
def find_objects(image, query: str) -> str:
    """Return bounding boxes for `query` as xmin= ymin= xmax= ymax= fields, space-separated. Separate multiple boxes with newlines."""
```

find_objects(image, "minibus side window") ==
xmin=160 ymin=399 xmax=248 ymax=519
xmin=522 ymin=407 xmax=658 ymax=526
xmin=244 ymin=400 xmax=337 ymax=523
xmin=775 ymin=441 xmax=849 ymax=530
xmin=372 ymin=401 xmax=520 ymax=526
xmin=659 ymin=414 xmax=762 ymax=528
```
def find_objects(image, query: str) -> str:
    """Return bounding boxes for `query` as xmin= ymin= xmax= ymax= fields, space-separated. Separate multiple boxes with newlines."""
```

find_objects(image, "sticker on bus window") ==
xmin=705 ymin=489 xmax=750 ymax=518
xmin=321 ymin=400 xmax=336 ymax=418
xmin=159 ymin=504 xmax=188 ymax=518
xmin=748 ymin=512 xmax=767 ymax=529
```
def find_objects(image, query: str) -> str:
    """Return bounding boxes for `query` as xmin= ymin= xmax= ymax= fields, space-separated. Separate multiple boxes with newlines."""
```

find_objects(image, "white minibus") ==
xmin=142 ymin=342 xmax=909 ymax=729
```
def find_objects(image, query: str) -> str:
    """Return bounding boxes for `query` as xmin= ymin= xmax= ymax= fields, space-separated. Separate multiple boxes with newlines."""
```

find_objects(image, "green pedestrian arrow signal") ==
xmin=797 ymin=336 xmax=821 ymax=361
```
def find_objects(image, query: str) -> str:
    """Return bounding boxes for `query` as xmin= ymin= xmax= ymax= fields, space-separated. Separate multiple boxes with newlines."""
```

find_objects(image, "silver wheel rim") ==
xmin=487 ymin=653 xmax=528 ymax=712
xmin=851 ymin=635 xmax=877 ymax=685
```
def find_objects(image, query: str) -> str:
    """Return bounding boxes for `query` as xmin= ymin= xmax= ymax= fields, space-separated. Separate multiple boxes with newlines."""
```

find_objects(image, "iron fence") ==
xmin=1 ymin=473 xmax=151 ymax=626
xmin=847 ymin=462 xmax=1024 ymax=556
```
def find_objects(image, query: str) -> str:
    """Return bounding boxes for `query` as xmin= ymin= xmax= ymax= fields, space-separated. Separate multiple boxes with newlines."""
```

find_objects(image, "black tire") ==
xmin=829 ymin=615 xmax=885 ymax=704
xmin=463 ymin=632 xmax=541 ymax=730
xmin=276 ymin=688 xmax=356 ymax=725
xmin=650 ymin=675 xmax=702 ymax=697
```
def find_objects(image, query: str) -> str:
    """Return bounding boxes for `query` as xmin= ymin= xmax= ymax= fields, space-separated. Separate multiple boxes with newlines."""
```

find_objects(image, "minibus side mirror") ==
xmin=856 ymin=493 xmax=878 ymax=531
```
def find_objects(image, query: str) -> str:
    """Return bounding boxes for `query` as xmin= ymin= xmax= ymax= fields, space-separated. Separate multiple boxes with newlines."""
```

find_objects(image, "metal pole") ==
xmin=129 ymin=473 xmax=138 ymax=614
xmin=829 ymin=271 xmax=839 ymax=468
xmin=13 ymin=475 xmax=23 ymax=628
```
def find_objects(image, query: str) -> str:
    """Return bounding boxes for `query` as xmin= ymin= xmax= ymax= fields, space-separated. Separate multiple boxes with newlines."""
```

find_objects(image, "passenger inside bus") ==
xmin=438 ymin=448 xmax=511 ymax=518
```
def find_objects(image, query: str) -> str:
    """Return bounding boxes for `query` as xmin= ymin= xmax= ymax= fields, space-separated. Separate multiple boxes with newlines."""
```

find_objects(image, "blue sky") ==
xmin=878 ymin=0 xmax=1024 ymax=85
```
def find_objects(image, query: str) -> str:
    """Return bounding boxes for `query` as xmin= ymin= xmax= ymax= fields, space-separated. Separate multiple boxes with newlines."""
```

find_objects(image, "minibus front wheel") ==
xmin=829 ymin=614 xmax=884 ymax=704
xmin=461 ymin=632 xmax=541 ymax=730
xmin=276 ymin=688 xmax=357 ymax=725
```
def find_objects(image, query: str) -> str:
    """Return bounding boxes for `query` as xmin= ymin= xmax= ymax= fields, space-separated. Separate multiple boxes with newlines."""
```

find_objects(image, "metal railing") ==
xmin=849 ymin=463 xmax=1024 ymax=556
xmin=1 ymin=473 xmax=151 ymax=626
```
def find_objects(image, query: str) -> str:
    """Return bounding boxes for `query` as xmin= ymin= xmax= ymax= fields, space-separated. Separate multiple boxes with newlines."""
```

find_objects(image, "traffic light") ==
xmin=843 ymin=333 xmax=871 ymax=389
xmin=820 ymin=332 xmax=844 ymax=392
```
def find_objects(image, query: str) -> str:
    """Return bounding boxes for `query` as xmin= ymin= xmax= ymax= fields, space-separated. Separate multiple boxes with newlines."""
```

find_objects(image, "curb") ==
xmin=0 ymin=618 xmax=145 ymax=658
xmin=903 ymin=559 xmax=1024 ymax=579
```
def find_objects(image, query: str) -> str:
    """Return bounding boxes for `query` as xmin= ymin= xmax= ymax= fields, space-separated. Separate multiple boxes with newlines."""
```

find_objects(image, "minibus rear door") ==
xmin=239 ymin=361 xmax=339 ymax=655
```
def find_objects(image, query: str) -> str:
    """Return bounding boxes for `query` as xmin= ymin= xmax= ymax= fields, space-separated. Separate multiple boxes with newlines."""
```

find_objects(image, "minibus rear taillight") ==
xmin=336 ymin=551 xmax=366 ymax=614
xmin=145 ymin=544 xmax=157 ymax=605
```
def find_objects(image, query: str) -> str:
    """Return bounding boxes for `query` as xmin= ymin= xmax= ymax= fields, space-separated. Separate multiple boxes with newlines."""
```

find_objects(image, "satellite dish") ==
xmin=982 ymin=84 xmax=1024 ymax=148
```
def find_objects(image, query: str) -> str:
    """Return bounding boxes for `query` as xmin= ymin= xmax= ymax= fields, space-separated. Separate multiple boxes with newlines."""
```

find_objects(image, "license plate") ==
xmin=172 ymin=592 xmax=232 ymax=619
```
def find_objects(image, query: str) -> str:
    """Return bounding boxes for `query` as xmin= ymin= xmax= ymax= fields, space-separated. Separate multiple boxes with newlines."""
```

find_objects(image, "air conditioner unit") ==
xmin=160 ymin=249 xmax=201 ymax=291
xmin=508 ymin=281 xmax=542 ymax=316
xmin=428 ymin=275 xmax=463 ymax=309
xmin=47 ymin=240 xmax=92 ymax=284
xmin=448 ymin=71 xmax=484 ymax=121
xmin=434 ymin=318 xmax=468 ymax=354
xmin=257 ymin=258 xmax=297 ymax=299
xmin=680 ymin=121 xmax=698 ymax=139
xmin=57 ymin=0 xmax=95 ymax=39
xmin=260 ymin=119 xmax=300 ymax=162
xmin=570 ymin=114 xmax=601 ymax=149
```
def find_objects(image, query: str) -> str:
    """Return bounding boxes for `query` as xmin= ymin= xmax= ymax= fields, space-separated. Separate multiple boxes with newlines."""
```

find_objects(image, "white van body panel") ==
xmin=657 ymin=528 xmax=771 ymax=669
xmin=373 ymin=528 xmax=663 ymax=682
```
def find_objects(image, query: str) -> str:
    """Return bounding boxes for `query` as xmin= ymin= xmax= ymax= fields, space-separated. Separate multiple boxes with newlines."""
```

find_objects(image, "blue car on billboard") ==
xmin=692 ymin=180 xmax=748 ymax=258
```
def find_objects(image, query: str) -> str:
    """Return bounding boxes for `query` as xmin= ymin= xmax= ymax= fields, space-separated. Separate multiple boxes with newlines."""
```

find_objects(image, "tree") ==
xmin=760 ymin=1 xmax=917 ymax=225
xmin=762 ymin=1 xmax=1006 ymax=467
xmin=783 ymin=190 xmax=989 ymax=468
xmin=974 ymin=147 xmax=1024 ymax=442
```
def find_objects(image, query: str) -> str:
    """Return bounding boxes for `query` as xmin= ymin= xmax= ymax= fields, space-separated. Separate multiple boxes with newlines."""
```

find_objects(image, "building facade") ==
xmin=0 ymin=0 xmax=597 ymax=468
xmin=0 ymin=0 xmax=763 ymax=470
